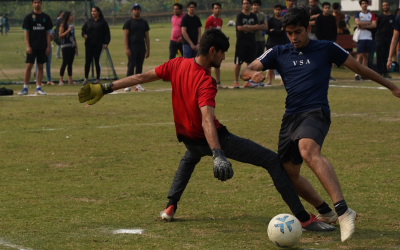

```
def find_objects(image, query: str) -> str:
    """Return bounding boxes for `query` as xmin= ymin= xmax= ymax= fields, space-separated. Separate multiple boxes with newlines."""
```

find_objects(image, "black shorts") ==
xmin=278 ymin=107 xmax=331 ymax=165
xmin=26 ymin=49 xmax=47 ymax=64
xmin=234 ymin=45 xmax=257 ymax=65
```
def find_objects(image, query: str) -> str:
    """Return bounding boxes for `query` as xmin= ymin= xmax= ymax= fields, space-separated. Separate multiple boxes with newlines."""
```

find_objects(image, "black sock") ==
xmin=295 ymin=210 xmax=310 ymax=223
xmin=316 ymin=201 xmax=332 ymax=214
xmin=167 ymin=198 xmax=178 ymax=212
xmin=334 ymin=200 xmax=348 ymax=217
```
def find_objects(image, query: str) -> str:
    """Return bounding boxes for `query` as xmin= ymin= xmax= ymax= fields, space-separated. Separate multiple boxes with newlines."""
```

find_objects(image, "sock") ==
xmin=23 ymin=84 xmax=28 ymax=89
xmin=36 ymin=85 xmax=41 ymax=90
xmin=167 ymin=198 xmax=178 ymax=212
xmin=334 ymin=200 xmax=348 ymax=217
xmin=315 ymin=201 xmax=332 ymax=214
xmin=295 ymin=210 xmax=310 ymax=223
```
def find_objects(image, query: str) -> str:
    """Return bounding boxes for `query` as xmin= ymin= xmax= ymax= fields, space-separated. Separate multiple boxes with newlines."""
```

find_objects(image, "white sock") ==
xmin=23 ymin=84 xmax=28 ymax=89
xmin=36 ymin=85 xmax=41 ymax=89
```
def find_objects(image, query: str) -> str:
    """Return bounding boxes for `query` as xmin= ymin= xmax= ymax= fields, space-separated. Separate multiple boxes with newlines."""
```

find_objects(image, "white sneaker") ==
xmin=134 ymin=84 xmax=145 ymax=92
xmin=124 ymin=87 xmax=131 ymax=92
xmin=18 ymin=88 xmax=28 ymax=95
xmin=35 ymin=89 xmax=47 ymax=95
xmin=339 ymin=208 xmax=357 ymax=242
xmin=316 ymin=210 xmax=338 ymax=224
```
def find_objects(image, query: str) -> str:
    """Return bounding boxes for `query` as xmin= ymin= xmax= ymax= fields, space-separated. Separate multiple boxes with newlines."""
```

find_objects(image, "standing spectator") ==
xmin=345 ymin=13 xmax=350 ymax=27
xmin=315 ymin=2 xmax=337 ymax=81
xmin=376 ymin=1 xmax=394 ymax=78
xmin=58 ymin=11 xmax=78 ymax=85
xmin=169 ymin=3 xmax=184 ymax=60
xmin=181 ymin=1 xmax=202 ymax=58
xmin=281 ymin=0 xmax=296 ymax=17
xmin=308 ymin=0 xmax=322 ymax=40
xmin=265 ymin=4 xmax=286 ymax=86
xmin=123 ymin=3 xmax=150 ymax=92
xmin=205 ymin=2 xmax=227 ymax=89
xmin=35 ymin=29 xmax=56 ymax=86
xmin=337 ymin=20 xmax=350 ymax=34
xmin=54 ymin=10 xmax=63 ymax=59
xmin=332 ymin=2 xmax=345 ymax=27
xmin=0 ymin=13 xmax=3 ymax=35
xmin=233 ymin=0 xmax=261 ymax=88
xmin=354 ymin=0 xmax=376 ymax=80
xmin=252 ymin=0 xmax=268 ymax=59
xmin=18 ymin=0 xmax=53 ymax=96
xmin=3 ymin=14 xmax=10 ymax=35
xmin=81 ymin=6 xmax=110 ymax=85
xmin=387 ymin=12 xmax=400 ymax=70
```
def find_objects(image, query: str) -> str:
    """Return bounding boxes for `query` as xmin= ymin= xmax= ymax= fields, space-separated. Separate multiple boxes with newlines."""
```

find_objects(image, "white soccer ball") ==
xmin=267 ymin=213 xmax=302 ymax=248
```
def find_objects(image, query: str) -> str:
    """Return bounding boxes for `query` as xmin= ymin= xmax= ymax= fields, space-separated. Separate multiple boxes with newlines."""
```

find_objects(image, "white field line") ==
xmin=329 ymin=85 xmax=387 ymax=90
xmin=0 ymin=240 xmax=35 ymax=250
xmin=113 ymin=229 xmax=144 ymax=234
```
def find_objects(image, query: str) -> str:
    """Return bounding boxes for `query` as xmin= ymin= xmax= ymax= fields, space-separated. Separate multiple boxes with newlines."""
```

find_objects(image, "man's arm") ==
xmin=181 ymin=27 xmax=195 ymax=50
xmin=200 ymin=105 xmax=221 ymax=150
xmin=123 ymin=29 xmax=131 ymax=57
xmin=145 ymin=31 xmax=150 ymax=58
xmin=387 ymin=29 xmax=399 ymax=70
xmin=112 ymin=69 xmax=159 ymax=90
xmin=240 ymin=59 xmax=265 ymax=83
xmin=45 ymin=30 xmax=51 ymax=56
xmin=237 ymin=24 xmax=262 ymax=32
xmin=342 ymin=54 xmax=400 ymax=97
xmin=24 ymin=30 xmax=32 ymax=54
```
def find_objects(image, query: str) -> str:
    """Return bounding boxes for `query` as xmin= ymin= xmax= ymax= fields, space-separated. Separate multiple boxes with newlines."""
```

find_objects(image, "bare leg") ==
xmin=24 ymin=63 xmax=34 ymax=85
xmin=267 ymin=69 xmax=274 ymax=84
xmin=234 ymin=64 xmax=241 ymax=82
xmin=36 ymin=64 xmax=44 ymax=87
xmin=362 ymin=53 xmax=369 ymax=67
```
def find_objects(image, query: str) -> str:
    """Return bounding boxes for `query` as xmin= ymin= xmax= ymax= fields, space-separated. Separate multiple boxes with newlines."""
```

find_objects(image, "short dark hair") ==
xmin=359 ymin=0 xmax=368 ymax=5
xmin=252 ymin=0 xmax=261 ymax=6
xmin=174 ymin=3 xmax=183 ymax=10
xmin=187 ymin=1 xmax=197 ymax=8
xmin=382 ymin=0 xmax=390 ymax=5
xmin=242 ymin=0 xmax=251 ymax=4
xmin=322 ymin=2 xmax=330 ymax=8
xmin=32 ymin=0 xmax=42 ymax=2
xmin=211 ymin=2 xmax=221 ymax=8
xmin=281 ymin=6 xmax=310 ymax=30
xmin=197 ymin=29 xmax=230 ymax=56
xmin=332 ymin=2 xmax=340 ymax=10
xmin=274 ymin=4 xmax=283 ymax=9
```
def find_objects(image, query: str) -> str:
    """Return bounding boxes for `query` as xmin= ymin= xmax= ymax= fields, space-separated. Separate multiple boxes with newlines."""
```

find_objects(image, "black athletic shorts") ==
xmin=26 ymin=49 xmax=47 ymax=64
xmin=278 ymin=107 xmax=331 ymax=165
xmin=234 ymin=45 xmax=257 ymax=65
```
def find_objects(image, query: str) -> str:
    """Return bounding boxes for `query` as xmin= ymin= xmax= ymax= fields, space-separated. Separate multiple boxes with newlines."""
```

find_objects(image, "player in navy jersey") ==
xmin=241 ymin=7 xmax=400 ymax=242
xmin=78 ymin=29 xmax=337 ymax=232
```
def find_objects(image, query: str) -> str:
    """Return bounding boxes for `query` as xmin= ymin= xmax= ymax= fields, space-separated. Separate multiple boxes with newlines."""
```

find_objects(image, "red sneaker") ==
xmin=160 ymin=205 xmax=175 ymax=221
xmin=300 ymin=213 xmax=335 ymax=231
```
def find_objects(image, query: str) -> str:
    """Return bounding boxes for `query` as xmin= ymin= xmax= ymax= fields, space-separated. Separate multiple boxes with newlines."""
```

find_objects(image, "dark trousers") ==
xmin=127 ymin=44 xmax=146 ymax=76
xmin=167 ymin=132 xmax=305 ymax=215
xmin=169 ymin=40 xmax=183 ymax=60
xmin=84 ymin=44 xmax=103 ymax=79
xmin=376 ymin=39 xmax=391 ymax=75
xmin=368 ymin=40 xmax=377 ymax=71
xmin=60 ymin=47 xmax=75 ymax=77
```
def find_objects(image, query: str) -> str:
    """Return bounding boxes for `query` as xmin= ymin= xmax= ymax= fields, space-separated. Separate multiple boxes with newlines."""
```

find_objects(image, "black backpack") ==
xmin=0 ymin=87 xmax=13 ymax=96
xmin=53 ymin=18 xmax=62 ymax=45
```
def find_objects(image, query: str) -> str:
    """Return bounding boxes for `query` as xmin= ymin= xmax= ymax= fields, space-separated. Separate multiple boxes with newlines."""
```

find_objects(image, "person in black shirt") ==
xmin=122 ymin=3 xmax=150 ymax=92
xmin=376 ymin=1 xmax=395 ymax=78
xmin=180 ymin=1 xmax=202 ymax=58
xmin=81 ymin=6 xmax=110 ymax=84
xmin=315 ymin=2 xmax=337 ymax=41
xmin=18 ymin=0 xmax=53 ymax=96
xmin=308 ymin=0 xmax=322 ymax=40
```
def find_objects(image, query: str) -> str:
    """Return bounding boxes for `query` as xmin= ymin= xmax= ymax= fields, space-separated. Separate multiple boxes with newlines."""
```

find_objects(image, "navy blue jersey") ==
xmin=258 ymin=40 xmax=349 ymax=115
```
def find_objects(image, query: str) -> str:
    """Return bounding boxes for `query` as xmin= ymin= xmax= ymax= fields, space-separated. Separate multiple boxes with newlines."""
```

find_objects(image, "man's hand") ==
xmin=78 ymin=82 xmax=113 ymax=105
xmin=190 ymin=43 xmax=196 ymax=50
xmin=126 ymin=48 xmax=131 ymax=57
xmin=145 ymin=50 xmax=150 ymax=58
xmin=251 ymin=71 xmax=266 ymax=83
xmin=26 ymin=46 xmax=32 ymax=55
xmin=387 ymin=59 xmax=392 ymax=71
xmin=392 ymin=88 xmax=400 ymax=98
xmin=45 ymin=47 xmax=51 ymax=57
xmin=212 ymin=149 xmax=234 ymax=181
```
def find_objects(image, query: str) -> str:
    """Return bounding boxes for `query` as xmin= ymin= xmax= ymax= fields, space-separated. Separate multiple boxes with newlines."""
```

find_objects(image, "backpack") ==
xmin=53 ymin=18 xmax=62 ymax=45
xmin=0 ymin=87 xmax=14 ymax=96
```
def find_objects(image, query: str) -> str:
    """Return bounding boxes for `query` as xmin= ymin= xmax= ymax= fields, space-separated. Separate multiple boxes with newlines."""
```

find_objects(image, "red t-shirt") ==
xmin=155 ymin=57 xmax=224 ymax=141
xmin=205 ymin=15 xmax=223 ymax=30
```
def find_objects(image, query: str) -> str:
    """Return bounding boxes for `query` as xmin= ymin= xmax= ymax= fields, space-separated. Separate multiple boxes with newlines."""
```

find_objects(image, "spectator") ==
xmin=354 ymin=0 xmax=376 ymax=80
xmin=308 ymin=0 xmax=322 ymax=40
xmin=387 ymin=11 xmax=400 ymax=70
xmin=3 ymin=14 xmax=10 ymax=35
xmin=18 ymin=0 xmax=53 ymax=96
xmin=337 ymin=20 xmax=350 ymax=34
xmin=54 ymin=10 xmax=63 ymax=59
xmin=0 ymin=13 xmax=3 ymax=35
xmin=345 ymin=13 xmax=351 ymax=27
xmin=265 ymin=4 xmax=286 ymax=86
xmin=376 ymin=1 xmax=395 ymax=78
xmin=205 ymin=2 xmax=227 ymax=88
xmin=332 ymin=2 xmax=345 ymax=27
xmin=252 ymin=0 xmax=268 ymax=59
xmin=58 ymin=11 xmax=78 ymax=85
xmin=123 ymin=3 xmax=150 ymax=92
xmin=227 ymin=19 xmax=235 ymax=26
xmin=233 ymin=0 xmax=261 ymax=88
xmin=35 ymin=29 xmax=56 ymax=85
xmin=81 ymin=6 xmax=110 ymax=85
xmin=169 ymin=3 xmax=184 ymax=60
xmin=180 ymin=1 xmax=202 ymax=58
xmin=367 ymin=12 xmax=377 ymax=71
xmin=281 ymin=0 xmax=296 ymax=17
xmin=395 ymin=9 xmax=400 ymax=16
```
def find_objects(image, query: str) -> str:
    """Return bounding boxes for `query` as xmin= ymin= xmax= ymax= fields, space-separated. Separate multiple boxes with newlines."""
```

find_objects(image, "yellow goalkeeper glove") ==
xmin=78 ymin=82 xmax=114 ymax=105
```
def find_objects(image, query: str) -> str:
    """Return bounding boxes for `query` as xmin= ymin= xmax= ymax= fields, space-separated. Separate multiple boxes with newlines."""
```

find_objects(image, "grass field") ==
xmin=1 ymin=18 xmax=400 ymax=250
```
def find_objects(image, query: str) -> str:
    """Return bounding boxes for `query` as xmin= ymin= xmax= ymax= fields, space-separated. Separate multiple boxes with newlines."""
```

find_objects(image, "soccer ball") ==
xmin=267 ymin=214 xmax=302 ymax=248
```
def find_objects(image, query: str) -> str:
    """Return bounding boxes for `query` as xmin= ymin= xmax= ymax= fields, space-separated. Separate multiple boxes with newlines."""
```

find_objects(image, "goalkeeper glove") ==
xmin=212 ymin=149 xmax=234 ymax=181
xmin=78 ymin=82 xmax=114 ymax=105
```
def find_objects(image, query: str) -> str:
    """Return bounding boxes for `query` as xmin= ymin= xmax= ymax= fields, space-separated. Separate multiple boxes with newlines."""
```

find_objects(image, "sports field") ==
xmin=1 ymin=19 xmax=400 ymax=249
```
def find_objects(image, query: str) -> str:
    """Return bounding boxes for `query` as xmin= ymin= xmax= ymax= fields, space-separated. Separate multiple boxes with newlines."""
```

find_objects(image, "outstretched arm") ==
xmin=111 ymin=69 xmax=159 ymax=90
xmin=240 ymin=59 xmax=265 ymax=83
xmin=201 ymin=105 xmax=221 ymax=150
xmin=342 ymin=54 xmax=400 ymax=97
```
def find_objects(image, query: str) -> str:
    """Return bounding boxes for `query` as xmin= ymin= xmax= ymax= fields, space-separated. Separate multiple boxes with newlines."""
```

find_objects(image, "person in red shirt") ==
xmin=78 ymin=29 xmax=335 ymax=232
xmin=205 ymin=2 xmax=226 ymax=89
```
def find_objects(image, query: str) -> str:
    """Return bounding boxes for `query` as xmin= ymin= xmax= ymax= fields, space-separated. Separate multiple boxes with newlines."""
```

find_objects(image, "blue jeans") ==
xmin=182 ymin=44 xmax=197 ymax=58
xmin=35 ymin=46 xmax=52 ymax=82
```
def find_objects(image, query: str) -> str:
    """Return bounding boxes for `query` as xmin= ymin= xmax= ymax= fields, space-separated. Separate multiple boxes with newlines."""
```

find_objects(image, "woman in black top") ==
xmin=81 ymin=6 xmax=110 ymax=84
xmin=59 ymin=11 xmax=78 ymax=85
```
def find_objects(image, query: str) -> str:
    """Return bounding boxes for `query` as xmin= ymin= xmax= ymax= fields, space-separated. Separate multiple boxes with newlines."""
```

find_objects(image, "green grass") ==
xmin=1 ymin=17 xmax=400 ymax=250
